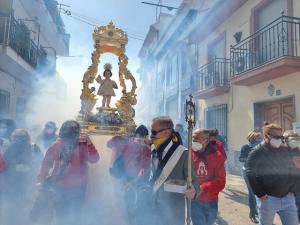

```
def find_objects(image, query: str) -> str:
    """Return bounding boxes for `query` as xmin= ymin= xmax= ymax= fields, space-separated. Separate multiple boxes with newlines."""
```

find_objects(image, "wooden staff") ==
xmin=185 ymin=94 xmax=196 ymax=225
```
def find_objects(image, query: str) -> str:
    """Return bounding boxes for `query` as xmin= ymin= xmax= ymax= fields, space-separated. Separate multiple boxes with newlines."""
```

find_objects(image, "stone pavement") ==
xmin=217 ymin=174 xmax=281 ymax=225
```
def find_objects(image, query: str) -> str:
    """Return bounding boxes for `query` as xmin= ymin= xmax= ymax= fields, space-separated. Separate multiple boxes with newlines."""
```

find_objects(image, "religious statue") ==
xmin=96 ymin=63 xmax=118 ymax=108
xmin=79 ymin=21 xmax=137 ymax=135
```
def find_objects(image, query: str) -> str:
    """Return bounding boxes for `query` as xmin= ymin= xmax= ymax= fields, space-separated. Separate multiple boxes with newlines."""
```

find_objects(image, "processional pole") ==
xmin=185 ymin=94 xmax=196 ymax=225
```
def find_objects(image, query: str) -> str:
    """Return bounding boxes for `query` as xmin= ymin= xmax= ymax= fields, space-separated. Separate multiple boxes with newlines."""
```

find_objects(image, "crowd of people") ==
xmin=1 ymin=115 xmax=300 ymax=225
xmin=0 ymin=119 xmax=100 ymax=225
xmin=106 ymin=116 xmax=226 ymax=225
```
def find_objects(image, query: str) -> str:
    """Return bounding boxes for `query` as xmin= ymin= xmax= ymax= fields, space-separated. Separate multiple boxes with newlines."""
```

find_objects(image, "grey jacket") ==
xmin=153 ymin=145 xmax=200 ymax=225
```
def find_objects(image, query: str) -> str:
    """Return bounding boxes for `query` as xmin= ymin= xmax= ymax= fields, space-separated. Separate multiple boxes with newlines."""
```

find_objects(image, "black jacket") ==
xmin=245 ymin=142 xmax=294 ymax=198
xmin=289 ymin=148 xmax=300 ymax=193
xmin=239 ymin=144 xmax=252 ymax=164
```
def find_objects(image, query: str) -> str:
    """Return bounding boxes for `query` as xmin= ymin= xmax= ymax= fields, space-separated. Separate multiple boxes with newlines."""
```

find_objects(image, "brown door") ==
xmin=263 ymin=98 xmax=295 ymax=131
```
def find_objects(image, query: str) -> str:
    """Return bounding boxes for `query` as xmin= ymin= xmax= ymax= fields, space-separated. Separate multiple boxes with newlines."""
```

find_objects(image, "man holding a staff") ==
xmin=149 ymin=116 xmax=200 ymax=225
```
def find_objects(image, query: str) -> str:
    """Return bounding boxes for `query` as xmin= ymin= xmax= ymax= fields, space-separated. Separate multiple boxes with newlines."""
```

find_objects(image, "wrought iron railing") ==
xmin=37 ymin=46 xmax=56 ymax=75
xmin=0 ymin=14 xmax=47 ymax=68
xmin=198 ymin=58 xmax=230 ymax=91
xmin=231 ymin=15 xmax=300 ymax=77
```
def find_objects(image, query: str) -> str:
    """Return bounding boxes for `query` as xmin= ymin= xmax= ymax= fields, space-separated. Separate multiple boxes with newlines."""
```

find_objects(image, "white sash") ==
xmin=153 ymin=144 xmax=187 ymax=192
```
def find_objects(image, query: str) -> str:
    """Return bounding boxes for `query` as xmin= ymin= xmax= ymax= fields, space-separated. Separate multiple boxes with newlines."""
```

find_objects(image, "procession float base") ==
xmin=78 ymin=107 xmax=136 ymax=136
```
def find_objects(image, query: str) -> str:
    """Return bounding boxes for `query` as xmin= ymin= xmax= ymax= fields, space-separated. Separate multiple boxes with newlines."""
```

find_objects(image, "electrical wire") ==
xmin=60 ymin=9 xmax=145 ymax=41
xmin=34 ymin=0 xmax=146 ymax=41
xmin=70 ymin=10 xmax=144 ymax=36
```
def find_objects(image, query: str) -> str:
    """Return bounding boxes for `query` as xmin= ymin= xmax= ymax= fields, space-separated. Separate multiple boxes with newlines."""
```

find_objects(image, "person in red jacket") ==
xmin=34 ymin=120 xmax=99 ymax=225
xmin=191 ymin=128 xmax=226 ymax=225
xmin=0 ymin=142 xmax=5 ymax=172
xmin=108 ymin=125 xmax=151 ymax=225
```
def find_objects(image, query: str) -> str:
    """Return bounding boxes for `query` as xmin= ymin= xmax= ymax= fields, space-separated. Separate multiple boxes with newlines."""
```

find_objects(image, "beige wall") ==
xmin=228 ymin=72 xmax=300 ymax=150
xmin=0 ymin=70 xmax=25 ymax=118
xmin=0 ymin=0 xmax=12 ymax=13
xmin=196 ymin=0 xmax=300 ymax=151
xmin=198 ymin=71 xmax=300 ymax=151
xmin=293 ymin=0 xmax=300 ymax=17
xmin=197 ymin=93 xmax=229 ymax=126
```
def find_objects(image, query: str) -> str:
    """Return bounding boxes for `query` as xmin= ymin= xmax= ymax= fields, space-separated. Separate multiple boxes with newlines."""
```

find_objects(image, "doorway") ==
xmin=254 ymin=97 xmax=295 ymax=131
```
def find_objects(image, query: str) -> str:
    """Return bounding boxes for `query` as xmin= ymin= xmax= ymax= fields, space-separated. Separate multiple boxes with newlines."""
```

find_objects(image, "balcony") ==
xmin=194 ymin=58 xmax=230 ymax=99
xmin=19 ymin=0 xmax=70 ymax=55
xmin=0 ymin=14 xmax=53 ymax=75
xmin=231 ymin=15 xmax=300 ymax=86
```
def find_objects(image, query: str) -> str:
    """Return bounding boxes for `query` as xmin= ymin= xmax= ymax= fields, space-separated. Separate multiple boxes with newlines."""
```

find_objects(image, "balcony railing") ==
xmin=231 ymin=15 xmax=300 ymax=77
xmin=0 ymin=14 xmax=47 ymax=69
xmin=198 ymin=58 xmax=230 ymax=91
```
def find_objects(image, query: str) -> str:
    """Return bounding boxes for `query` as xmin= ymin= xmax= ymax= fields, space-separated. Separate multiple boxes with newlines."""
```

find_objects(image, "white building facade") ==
xmin=0 ymin=0 xmax=69 ymax=122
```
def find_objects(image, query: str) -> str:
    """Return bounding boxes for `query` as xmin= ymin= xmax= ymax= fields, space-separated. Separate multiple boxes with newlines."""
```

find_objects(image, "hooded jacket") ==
xmin=122 ymin=138 xmax=151 ymax=178
xmin=38 ymin=139 xmax=99 ymax=187
xmin=192 ymin=141 xmax=226 ymax=202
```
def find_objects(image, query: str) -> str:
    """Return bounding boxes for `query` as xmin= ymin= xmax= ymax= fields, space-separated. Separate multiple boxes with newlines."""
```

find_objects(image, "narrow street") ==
xmin=217 ymin=175 xmax=281 ymax=225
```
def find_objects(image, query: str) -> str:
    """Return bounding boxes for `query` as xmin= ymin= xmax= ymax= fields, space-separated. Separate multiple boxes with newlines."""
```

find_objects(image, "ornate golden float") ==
xmin=78 ymin=22 xmax=137 ymax=135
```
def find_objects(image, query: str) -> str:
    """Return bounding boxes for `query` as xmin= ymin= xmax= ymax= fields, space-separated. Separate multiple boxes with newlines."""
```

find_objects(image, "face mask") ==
xmin=152 ymin=137 xmax=167 ymax=149
xmin=192 ymin=141 xmax=203 ymax=152
xmin=270 ymin=138 xmax=282 ymax=148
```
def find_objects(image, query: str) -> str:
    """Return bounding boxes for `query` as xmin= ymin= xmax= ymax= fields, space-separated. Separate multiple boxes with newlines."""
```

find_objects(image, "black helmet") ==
xmin=135 ymin=125 xmax=148 ymax=138
xmin=59 ymin=120 xmax=80 ymax=139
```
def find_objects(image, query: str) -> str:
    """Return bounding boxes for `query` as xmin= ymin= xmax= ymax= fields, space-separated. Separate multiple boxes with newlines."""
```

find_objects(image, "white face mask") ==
xmin=192 ymin=141 xmax=203 ymax=152
xmin=270 ymin=138 xmax=282 ymax=148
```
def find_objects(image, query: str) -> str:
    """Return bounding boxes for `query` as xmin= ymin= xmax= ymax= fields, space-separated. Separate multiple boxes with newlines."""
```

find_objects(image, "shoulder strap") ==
xmin=150 ymin=141 xmax=180 ymax=185
xmin=153 ymin=145 xmax=186 ymax=192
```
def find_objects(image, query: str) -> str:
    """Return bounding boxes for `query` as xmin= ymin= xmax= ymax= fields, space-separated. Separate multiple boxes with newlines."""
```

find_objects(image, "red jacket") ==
xmin=122 ymin=138 xmax=151 ymax=177
xmin=192 ymin=142 xmax=226 ymax=202
xmin=38 ymin=139 xmax=99 ymax=187
xmin=0 ymin=147 xmax=5 ymax=172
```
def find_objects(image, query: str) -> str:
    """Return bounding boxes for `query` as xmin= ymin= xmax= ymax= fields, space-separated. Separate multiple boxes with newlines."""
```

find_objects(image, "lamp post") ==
xmin=185 ymin=94 xmax=196 ymax=225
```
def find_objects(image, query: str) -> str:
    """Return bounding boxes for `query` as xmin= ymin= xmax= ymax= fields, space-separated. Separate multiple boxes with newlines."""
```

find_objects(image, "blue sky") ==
xmin=56 ymin=0 xmax=182 ymax=111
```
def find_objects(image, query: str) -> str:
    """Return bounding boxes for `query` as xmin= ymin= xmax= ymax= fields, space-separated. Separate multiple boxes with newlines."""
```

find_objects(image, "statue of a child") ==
xmin=96 ymin=63 xmax=118 ymax=108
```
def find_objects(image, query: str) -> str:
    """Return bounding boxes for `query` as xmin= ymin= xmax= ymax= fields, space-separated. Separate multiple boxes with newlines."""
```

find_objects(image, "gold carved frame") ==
xmin=80 ymin=22 xmax=137 ymax=134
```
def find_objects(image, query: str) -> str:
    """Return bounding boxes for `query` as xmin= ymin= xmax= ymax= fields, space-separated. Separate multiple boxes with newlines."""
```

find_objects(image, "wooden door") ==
xmin=281 ymin=101 xmax=294 ymax=130
xmin=264 ymin=103 xmax=281 ymax=125
xmin=263 ymin=98 xmax=295 ymax=130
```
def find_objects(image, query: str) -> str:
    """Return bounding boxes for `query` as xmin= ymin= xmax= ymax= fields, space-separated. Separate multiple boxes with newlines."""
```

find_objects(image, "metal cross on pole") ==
xmin=185 ymin=94 xmax=196 ymax=225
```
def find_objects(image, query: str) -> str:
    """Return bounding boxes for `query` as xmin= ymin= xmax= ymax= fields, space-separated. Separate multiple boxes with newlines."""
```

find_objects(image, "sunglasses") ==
xmin=151 ymin=128 xmax=171 ymax=136
xmin=268 ymin=135 xmax=284 ymax=140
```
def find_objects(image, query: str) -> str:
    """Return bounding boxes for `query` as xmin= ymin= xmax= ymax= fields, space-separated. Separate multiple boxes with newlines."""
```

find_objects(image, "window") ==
xmin=166 ymin=55 xmax=179 ymax=85
xmin=205 ymin=104 xmax=228 ymax=146
xmin=208 ymin=35 xmax=226 ymax=62
xmin=256 ymin=0 xmax=286 ymax=31
xmin=255 ymin=0 xmax=287 ymax=63
xmin=0 ymin=90 xmax=10 ymax=114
